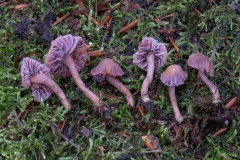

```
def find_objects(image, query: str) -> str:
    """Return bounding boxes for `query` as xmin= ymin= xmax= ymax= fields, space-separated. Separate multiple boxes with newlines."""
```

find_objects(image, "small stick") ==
xmin=82 ymin=12 xmax=100 ymax=26
xmin=225 ymin=96 xmax=238 ymax=109
xmin=53 ymin=14 xmax=70 ymax=25
xmin=60 ymin=116 xmax=68 ymax=133
xmin=100 ymin=14 xmax=111 ymax=26
xmin=160 ymin=13 xmax=174 ymax=20
xmin=87 ymin=50 xmax=106 ymax=57
xmin=141 ymin=136 xmax=160 ymax=159
xmin=103 ymin=94 xmax=125 ymax=103
xmin=14 ymin=3 xmax=32 ymax=10
xmin=167 ymin=122 xmax=177 ymax=130
xmin=117 ymin=19 xmax=138 ymax=34
xmin=137 ymin=106 xmax=145 ymax=117
xmin=193 ymin=8 xmax=202 ymax=15
xmin=211 ymin=127 xmax=228 ymax=138
xmin=168 ymin=37 xmax=180 ymax=53
xmin=96 ymin=0 xmax=112 ymax=11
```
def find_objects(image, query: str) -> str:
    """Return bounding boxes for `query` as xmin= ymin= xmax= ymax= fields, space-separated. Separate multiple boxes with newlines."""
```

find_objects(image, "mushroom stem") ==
xmin=168 ymin=86 xmax=183 ymax=123
xmin=63 ymin=54 xmax=102 ymax=108
xmin=29 ymin=73 xmax=71 ymax=110
xmin=198 ymin=70 xmax=220 ymax=103
xmin=106 ymin=76 xmax=134 ymax=107
xmin=141 ymin=52 xmax=154 ymax=103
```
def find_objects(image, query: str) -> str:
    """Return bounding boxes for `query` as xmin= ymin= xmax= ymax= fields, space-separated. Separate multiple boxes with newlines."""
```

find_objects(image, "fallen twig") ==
xmin=87 ymin=50 xmax=106 ymax=57
xmin=211 ymin=127 xmax=228 ymax=138
xmin=117 ymin=19 xmax=138 ymax=34
xmin=53 ymin=14 xmax=70 ymax=25
xmin=14 ymin=3 xmax=32 ymax=10
xmin=225 ymin=96 xmax=238 ymax=109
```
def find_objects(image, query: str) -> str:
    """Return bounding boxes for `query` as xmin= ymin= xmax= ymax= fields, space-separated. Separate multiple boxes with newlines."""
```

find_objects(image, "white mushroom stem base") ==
xmin=106 ymin=76 xmax=134 ymax=107
xmin=30 ymin=73 xmax=71 ymax=110
xmin=198 ymin=70 xmax=220 ymax=103
xmin=63 ymin=54 xmax=102 ymax=109
xmin=141 ymin=52 xmax=154 ymax=103
xmin=168 ymin=86 xmax=183 ymax=123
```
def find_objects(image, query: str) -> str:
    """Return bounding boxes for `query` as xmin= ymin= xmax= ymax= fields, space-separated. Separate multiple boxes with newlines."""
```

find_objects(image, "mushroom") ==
xmin=160 ymin=64 xmax=188 ymax=123
xmin=20 ymin=57 xmax=71 ymax=109
xmin=91 ymin=58 xmax=134 ymax=107
xmin=45 ymin=34 xmax=102 ymax=110
xmin=187 ymin=52 xmax=220 ymax=103
xmin=133 ymin=37 xmax=168 ymax=103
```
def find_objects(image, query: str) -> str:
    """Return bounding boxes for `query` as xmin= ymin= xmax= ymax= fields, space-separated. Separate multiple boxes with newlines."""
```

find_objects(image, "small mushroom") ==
xmin=45 ymin=34 xmax=102 ymax=110
xmin=187 ymin=52 xmax=220 ymax=103
xmin=133 ymin=37 xmax=168 ymax=103
xmin=20 ymin=57 xmax=71 ymax=109
xmin=160 ymin=64 xmax=188 ymax=123
xmin=91 ymin=58 xmax=134 ymax=107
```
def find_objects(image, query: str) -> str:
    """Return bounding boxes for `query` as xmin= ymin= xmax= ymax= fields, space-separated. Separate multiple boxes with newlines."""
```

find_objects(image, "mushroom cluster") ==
xmin=20 ymin=34 xmax=222 ymax=124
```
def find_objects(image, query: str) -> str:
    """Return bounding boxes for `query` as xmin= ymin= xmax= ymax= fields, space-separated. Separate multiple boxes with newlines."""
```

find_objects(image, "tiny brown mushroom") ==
xmin=133 ymin=37 xmax=168 ymax=103
xmin=45 ymin=34 xmax=102 ymax=110
xmin=91 ymin=58 xmax=134 ymax=107
xmin=160 ymin=64 xmax=188 ymax=123
xmin=20 ymin=57 xmax=71 ymax=109
xmin=187 ymin=52 xmax=220 ymax=103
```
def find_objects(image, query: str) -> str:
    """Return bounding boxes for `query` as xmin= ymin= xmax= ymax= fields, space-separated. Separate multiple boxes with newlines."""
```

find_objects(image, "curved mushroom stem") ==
xmin=63 ymin=54 xmax=102 ymax=109
xmin=168 ymin=86 xmax=183 ymax=123
xmin=106 ymin=76 xmax=134 ymax=107
xmin=30 ymin=73 xmax=71 ymax=110
xmin=141 ymin=52 xmax=154 ymax=103
xmin=198 ymin=70 xmax=220 ymax=103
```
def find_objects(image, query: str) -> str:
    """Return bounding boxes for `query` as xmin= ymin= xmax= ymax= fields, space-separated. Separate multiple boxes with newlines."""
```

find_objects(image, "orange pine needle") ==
xmin=117 ymin=19 xmax=138 ymax=34
xmin=96 ymin=0 xmax=112 ymax=11
xmin=82 ymin=12 xmax=100 ymax=26
xmin=225 ymin=96 xmax=238 ymax=109
xmin=142 ymin=136 xmax=155 ymax=150
xmin=53 ymin=14 xmax=69 ymax=25
xmin=87 ymin=50 xmax=105 ymax=57
xmin=103 ymin=94 xmax=125 ymax=103
xmin=14 ymin=3 xmax=32 ymax=10
xmin=60 ymin=116 xmax=68 ymax=133
xmin=160 ymin=13 xmax=174 ymax=20
xmin=193 ymin=8 xmax=202 ymax=15
xmin=100 ymin=14 xmax=111 ymax=26
xmin=137 ymin=106 xmax=145 ymax=117
xmin=168 ymin=37 xmax=180 ymax=53
xmin=76 ymin=0 xmax=84 ymax=7
xmin=211 ymin=127 xmax=228 ymax=138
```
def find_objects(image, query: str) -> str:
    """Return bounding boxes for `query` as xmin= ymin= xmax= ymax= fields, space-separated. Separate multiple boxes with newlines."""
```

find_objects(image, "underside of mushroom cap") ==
xmin=133 ymin=37 xmax=168 ymax=71
xmin=91 ymin=58 xmax=124 ymax=82
xmin=160 ymin=64 xmax=188 ymax=87
xmin=187 ymin=52 xmax=215 ymax=76
xmin=45 ymin=34 xmax=88 ymax=78
xmin=20 ymin=57 xmax=52 ymax=102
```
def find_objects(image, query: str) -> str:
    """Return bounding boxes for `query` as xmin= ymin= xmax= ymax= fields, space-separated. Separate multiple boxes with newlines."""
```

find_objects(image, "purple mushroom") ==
xmin=160 ymin=64 xmax=188 ymax=123
xmin=45 ymin=34 xmax=102 ymax=110
xmin=187 ymin=52 xmax=220 ymax=103
xmin=133 ymin=37 xmax=168 ymax=103
xmin=20 ymin=57 xmax=71 ymax=109
xmin=91 ymin=58 xmax=134 ymax=107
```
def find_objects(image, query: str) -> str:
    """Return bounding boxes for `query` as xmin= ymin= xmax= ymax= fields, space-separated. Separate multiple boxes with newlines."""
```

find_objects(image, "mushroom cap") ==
xmin=187 ymin=52 xmax=215 ymax=76
xmin=45 ymin=34 xmax=88 ymax=78
xmin=91 ymin=58 xmax=124 ymax=82
xmin=20 ymin=57 xmax=52 ymax=102
xmin=160 ymin=64 xmax=188 ymax=87
xmin=133 ymin=37 xmax=168 ymax=71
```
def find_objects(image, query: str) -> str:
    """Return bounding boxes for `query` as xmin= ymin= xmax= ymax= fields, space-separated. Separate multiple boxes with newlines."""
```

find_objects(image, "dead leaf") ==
xmin=81 ymin=126 xmax=92 ymax=137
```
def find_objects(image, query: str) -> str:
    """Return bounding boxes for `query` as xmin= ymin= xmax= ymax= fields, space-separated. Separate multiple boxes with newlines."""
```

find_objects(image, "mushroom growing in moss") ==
xmin=133 ymin=37 xmax=168 ymax=107
xmin=45 ymin=34 xmax=103 ymax=111
xmin=91 ymin=58 xmax=134 ymax=107
xmin=187 ymin=52 xmax=220 ymax=103
xmin=20 ymin=57 xmax=71 ymax=109
xmin=160 ymin=64 xmax=188 ymax=123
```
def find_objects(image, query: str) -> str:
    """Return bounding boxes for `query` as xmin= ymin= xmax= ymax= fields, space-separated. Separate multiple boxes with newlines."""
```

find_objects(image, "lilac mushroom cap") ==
xmin=45 ymin=34 xmax=88 ymax=78
xmin=160 ymin=65 xmax=188 ymax=86
xmin=187 ymin=52 xmax=214 ymax=76
xmin=91 ymin=58 xmax=124 ymax=81
xmin=21 ymin=57 xmax=52 ymax=102
xmin=133 ymin=37 xmax=168 ymax=71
